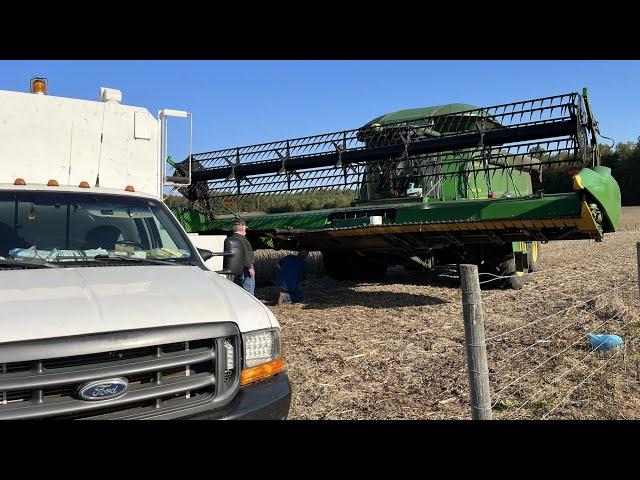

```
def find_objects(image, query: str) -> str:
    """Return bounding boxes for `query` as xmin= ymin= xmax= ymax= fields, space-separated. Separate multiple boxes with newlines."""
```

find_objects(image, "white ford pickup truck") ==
xmin=0 ymin=78 xmax=291 ymax=419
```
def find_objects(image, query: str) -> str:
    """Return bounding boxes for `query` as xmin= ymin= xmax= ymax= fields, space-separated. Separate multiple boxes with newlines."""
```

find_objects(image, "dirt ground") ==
xmin=254 ymin=207 xmax=640 ymax=419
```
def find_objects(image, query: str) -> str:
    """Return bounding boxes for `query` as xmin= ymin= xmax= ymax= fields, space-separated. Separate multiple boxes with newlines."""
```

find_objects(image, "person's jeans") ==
xmin=234 ymin=269 xmax=255 ymax=295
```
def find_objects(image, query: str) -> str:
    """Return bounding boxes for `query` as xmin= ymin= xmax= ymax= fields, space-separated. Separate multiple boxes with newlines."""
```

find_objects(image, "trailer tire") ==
xmin=498 ymin=254 xmax=527 ymax=290
xmin=357 ymin=259 xmax=387 ymax=280
xmin=528 ymin=241 xmax=540 ymax=272
xmin=322 ymin=251 xmax=352 ymax=280
xmin=481 ymin=247 xmax=527 ymax=290
xmin=403 ymin=262 xmax=423 ymax=272
xmin=322 ymin=251 xmax=387 ymax=281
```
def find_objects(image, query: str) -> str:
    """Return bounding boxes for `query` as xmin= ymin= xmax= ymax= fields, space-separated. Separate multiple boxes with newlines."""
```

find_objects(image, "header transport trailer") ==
xmin=170 ymin=89 xmax=621 ymax=289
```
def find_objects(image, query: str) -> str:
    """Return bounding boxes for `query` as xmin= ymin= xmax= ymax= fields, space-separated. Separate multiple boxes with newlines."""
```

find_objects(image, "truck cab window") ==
xmin=0 ymin=191 xmax=194 ymax=262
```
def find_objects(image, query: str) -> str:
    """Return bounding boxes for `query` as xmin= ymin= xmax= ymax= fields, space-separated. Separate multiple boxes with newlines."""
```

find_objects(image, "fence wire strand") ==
xmin=484 ymin=279 xmax=637 ymax=342
xmin=540 ymin=350 xmax=621 ymax=419
xmin=491 ymin=311 xmax=624 ymax=408
xmin=490 ymin=295 xmax=631 ymax=376
xmin=497 ymin=292 xmax=637 ymax=417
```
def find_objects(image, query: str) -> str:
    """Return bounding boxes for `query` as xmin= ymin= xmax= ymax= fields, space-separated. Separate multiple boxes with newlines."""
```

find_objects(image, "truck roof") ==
xmin=0 ymin=183 xmax=157 ymax=199
xmin=0 ymin=88 xmax=161 ymax=198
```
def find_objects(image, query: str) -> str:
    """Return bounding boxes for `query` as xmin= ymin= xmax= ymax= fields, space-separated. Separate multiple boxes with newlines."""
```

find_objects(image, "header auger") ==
xmin=170 ymin=89 xmax=621 ymax=289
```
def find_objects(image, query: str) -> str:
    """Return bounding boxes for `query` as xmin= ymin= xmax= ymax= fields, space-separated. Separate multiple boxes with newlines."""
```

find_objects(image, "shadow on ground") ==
xmin=383 ymin=267 xmax=461 ymax=289
xmin=300 ymin=289 xmax=449 ymax=309
xmin=255 ymin=282 xmax=449 ymax=309
xmin=257 ymin=266 xmax=461 ymax=289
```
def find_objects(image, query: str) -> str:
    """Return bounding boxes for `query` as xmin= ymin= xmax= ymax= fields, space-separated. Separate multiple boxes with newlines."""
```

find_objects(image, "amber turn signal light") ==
xmin=124 ymin=185 xmax=135 ymax=192
xmin=78 ymin=181 xmax=90 ymax=188
xmin=14 ymin=178 xmax=26 ymax=186
xmin=240 ymin=357 xmax=284 ymax=386
xmin=47 ymin=179 xmax=59 ymax=186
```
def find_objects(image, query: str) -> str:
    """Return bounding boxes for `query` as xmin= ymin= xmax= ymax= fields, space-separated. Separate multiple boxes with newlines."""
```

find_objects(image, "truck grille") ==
xmin=0 ymin=323 xmax=240 ymax=419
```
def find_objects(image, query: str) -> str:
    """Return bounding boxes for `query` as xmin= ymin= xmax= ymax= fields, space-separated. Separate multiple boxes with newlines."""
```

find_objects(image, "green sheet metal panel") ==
xmin=462 ymin=163 xmax=533 ymax=200
xmin=188 ymin=210 xmax=334 ymax=233
xmin=362 ymin=103 xmax=481 ymax=128
xmin=394 ymin=193 xmax=582 ymax=224
xmin=175 ymin=193 xmax=584 ymax=235
xmin=171 ymin=207 xmax=218 ymax=232
xmin=245 ymin=211 xmax=331 ymax=230
xmin=573 ymin=166 xmax=621 ymax=232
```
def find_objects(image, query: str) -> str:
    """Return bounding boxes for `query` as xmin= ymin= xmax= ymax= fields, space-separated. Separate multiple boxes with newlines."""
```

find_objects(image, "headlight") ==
xmin=242 ymin=328 xmax=280 ymax=368
xmin=240 ymin=328 xmax=283 ymax=386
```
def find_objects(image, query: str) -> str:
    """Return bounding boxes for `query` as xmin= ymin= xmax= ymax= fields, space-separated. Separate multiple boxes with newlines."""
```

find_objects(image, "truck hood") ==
xmin=0 ymin=265 xmax=277 ymax=344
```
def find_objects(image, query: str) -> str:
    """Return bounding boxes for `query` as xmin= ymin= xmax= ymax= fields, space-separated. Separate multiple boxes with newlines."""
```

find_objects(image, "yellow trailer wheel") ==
xmin=528 ymin=241 xmax=540 ymax=272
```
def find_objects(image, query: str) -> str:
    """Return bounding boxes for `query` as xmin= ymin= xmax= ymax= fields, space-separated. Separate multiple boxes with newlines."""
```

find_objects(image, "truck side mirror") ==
xmin=221 ymin=235 xmax=245 ymax=276
xmin=197 ymin=248 xmax=214 ymax=261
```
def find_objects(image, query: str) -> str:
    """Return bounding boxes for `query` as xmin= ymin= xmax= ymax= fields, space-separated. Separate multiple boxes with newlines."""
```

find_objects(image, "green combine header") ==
xmin=170 ymin=89 xmax=621 ymax=288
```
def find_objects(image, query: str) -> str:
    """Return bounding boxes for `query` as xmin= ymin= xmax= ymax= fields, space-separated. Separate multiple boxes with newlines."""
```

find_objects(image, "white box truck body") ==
xmin=0 ymin=81 xmax=290 ymax=419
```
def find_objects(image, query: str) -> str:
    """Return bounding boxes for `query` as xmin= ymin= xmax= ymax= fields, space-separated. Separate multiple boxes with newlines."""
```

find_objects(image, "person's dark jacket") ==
xmin=232 ymin=233 xmax=255 ymax=269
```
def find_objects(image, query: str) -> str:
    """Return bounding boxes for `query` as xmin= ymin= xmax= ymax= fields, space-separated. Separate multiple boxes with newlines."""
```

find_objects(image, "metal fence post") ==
xmin=459 ymin=264 xmax=492 ymax=420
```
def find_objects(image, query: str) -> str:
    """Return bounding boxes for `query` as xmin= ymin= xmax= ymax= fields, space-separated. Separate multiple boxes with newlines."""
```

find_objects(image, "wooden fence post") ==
xmin=459 ymin=264 xmax=492 ymax=420
xmin=636 ymin=242 xmax=640 ymax=299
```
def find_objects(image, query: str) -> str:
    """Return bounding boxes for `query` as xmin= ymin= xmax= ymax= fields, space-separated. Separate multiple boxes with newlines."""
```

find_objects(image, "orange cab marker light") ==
xmin=240 ymin=357 xmax=284 ymax=386
xmin=14 ymin=178 xmax=26 ymax=186
xmin=30 ymin=77 xmax=47 ymax=95
xmin=47 ymin=179 xmax=59 ymax=186
xmin=124 ymin=185 xmax=135 ymax=192
xmin=78 ymin=181 xmax=90 ymax=188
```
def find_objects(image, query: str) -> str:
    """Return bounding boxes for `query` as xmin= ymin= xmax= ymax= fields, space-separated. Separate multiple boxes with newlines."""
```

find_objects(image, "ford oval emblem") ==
xmin=77 ymin=378 xmax=128 ymax=401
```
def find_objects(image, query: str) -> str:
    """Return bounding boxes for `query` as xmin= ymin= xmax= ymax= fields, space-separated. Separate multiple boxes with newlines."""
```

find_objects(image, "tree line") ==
xmin=164 ymin=189 xmax=356 ymax=215
xmin=539 ymin=139 xmax=640 ymax=205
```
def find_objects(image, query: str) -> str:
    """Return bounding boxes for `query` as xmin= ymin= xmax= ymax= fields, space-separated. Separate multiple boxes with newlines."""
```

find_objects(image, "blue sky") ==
xmin=2 ymin=60 xmax=639 ymax=154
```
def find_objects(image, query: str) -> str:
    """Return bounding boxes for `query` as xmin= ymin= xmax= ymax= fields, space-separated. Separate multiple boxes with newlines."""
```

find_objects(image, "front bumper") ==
xmin=182 ymin=373 xmax=292 ymax=420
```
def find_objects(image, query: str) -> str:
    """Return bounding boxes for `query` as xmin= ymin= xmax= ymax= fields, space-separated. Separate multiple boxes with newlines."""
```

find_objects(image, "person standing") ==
xmin=232 ymin=218 xmax=256 ymax=295
xmin=275 ymin=249 xmax=309 ymax=304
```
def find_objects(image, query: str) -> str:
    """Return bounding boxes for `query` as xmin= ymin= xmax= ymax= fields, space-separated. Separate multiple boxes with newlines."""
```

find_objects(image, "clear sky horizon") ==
xmin=1 ymin=60 xmax=639 ymax=154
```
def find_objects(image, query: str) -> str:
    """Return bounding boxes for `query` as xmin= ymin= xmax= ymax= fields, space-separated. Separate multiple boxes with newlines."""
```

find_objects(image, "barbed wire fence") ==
xmin=458 ymin=241 xmax=640 ymax=420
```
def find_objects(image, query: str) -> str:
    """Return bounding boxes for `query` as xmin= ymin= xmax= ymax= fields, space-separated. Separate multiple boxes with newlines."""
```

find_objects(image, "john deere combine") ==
xmin=170 ymin=89 xmax=621 ymax=288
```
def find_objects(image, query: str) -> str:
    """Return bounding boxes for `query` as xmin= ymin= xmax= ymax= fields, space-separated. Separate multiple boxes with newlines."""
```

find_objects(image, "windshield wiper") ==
xmin=13 ymin=254 xmax=194 ymax=267
xmin=0 ymin=258 xmax=60 ymax=269
xmin=92 ymin=254 xmax=188 ymax=266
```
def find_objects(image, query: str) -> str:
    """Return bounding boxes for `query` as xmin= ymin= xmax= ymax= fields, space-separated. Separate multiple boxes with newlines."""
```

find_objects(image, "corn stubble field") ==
xmin=254 ymin=207 xmax=640 ymax=420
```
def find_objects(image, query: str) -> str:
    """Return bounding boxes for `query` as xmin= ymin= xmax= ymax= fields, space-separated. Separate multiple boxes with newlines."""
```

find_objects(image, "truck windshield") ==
xmin=0 ymin=191 xmax=195 ymax=263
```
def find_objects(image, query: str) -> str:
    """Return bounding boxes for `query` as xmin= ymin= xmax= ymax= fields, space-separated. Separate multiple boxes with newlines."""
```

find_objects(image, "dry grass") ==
xmin=253 ymin=207 xmax=640 ymax=419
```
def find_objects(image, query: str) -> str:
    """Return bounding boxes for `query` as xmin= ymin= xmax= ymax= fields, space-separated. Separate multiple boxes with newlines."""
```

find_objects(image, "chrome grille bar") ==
xmin=0 ymin=348 xmax=215 ymax=392
xmin=0 ymin=323 xmax=239 ymax=420
xmin=1 ymin=363 xmax=5 ymax=406
xmin=0 ymin=373 xmax=215 ymax=420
